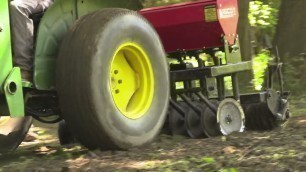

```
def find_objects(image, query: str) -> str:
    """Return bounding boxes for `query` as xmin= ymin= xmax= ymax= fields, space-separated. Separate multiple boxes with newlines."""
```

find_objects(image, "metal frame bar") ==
xmin=170 ymin=61 xmax=252 ymax=82
xmin=169 ymin=36 xmax=252 ymax=113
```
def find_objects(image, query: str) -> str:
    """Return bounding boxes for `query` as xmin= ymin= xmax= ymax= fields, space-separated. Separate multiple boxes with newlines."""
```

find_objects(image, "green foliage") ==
xmin=201 ymin=157 xmax=216 ymax=164
xmin=248 ymin=0 xmax=279 ymax=87
xmin=144 ymin=156 xmax=220 ymax=171
xmin=252 ymin=50 xmax=270 ymax=90
xmin=249 ymin=1 xmax=279 ymax=36
xmin=249 ymin=1 xmax=277 ymax=28
xmin=219 ymin=168 xmax=238 ymax=172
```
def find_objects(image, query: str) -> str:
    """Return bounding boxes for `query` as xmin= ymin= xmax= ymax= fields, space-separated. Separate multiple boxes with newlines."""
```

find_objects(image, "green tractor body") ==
xmin=0 ymin=0 xmax=24 ymax=117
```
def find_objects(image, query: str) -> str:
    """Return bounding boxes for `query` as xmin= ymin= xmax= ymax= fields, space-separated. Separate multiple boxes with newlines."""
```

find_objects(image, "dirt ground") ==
xmin=0 ymin=99 xmax=306 ymax=172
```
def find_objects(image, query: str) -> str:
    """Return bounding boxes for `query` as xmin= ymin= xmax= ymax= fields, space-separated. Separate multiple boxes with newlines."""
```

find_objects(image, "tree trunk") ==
xmin=237 ymin=0 xmax=252 ymax=61
xmin=274 ymin=0 xmax=306 ymax=94
xmin=274 ymin=0 xmax=306 ymax=59
xmin=237 ymin=0 xmax=254 ymax=92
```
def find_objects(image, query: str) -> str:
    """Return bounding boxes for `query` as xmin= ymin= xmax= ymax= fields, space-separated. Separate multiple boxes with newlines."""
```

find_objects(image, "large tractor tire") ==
xmin=0 ymin=117 xmax=32 ymax=153
xmin=57 ymin=9 xmax=169 ymax=150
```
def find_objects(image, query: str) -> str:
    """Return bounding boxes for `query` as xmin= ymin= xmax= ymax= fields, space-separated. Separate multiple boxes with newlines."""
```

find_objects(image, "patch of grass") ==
xmin=141 ymin=156 xmax=224 ymax=171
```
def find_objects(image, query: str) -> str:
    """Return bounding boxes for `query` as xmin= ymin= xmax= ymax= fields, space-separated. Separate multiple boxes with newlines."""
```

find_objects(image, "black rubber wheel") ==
xmin=185 ymin=102 xmax=207 ymax=138
xmin=169 ymin=102 xmax=189 ymax=136
xmin=58 ymin=120 xmax=76 ymax=145
xmin=0 ymin=117 xmax=32 ymax=153
xmin=57 ymin=9 xmax=169 ymax=150
xmin=201 ymin=101 xmax=222 ymax=137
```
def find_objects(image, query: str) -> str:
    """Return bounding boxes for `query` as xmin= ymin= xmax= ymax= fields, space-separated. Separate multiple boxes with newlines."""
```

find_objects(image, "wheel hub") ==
xmin=110 ymin=42 xmax=154 ymax=119
xmin=225 ymin=114 xmax=232 ymax=124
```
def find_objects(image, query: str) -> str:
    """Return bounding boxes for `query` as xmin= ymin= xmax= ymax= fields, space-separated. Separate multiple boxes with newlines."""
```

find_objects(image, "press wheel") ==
xmin=217 ymin=98 xmax=245 ymax=135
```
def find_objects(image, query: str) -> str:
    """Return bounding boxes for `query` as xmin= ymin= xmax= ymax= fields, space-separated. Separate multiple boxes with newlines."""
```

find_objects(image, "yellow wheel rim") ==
xmin=0 ymin=117 xmax=10 ymax=126
xmin=110 ymin=42 xmax=154 ymax=119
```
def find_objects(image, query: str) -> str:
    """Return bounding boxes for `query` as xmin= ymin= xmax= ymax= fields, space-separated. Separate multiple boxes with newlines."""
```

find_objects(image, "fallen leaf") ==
xmin=298 ymin=120 xmax=306 ymax=124
xmin=35 ymin=146 xmax=50 ymax=152
xmin=223 ymin=146 xmax=240 ymax=154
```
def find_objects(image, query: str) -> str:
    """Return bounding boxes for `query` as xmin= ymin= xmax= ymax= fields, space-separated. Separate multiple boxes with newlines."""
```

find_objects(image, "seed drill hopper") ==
xmin=140 ymin=0 xmax=290 ymax=138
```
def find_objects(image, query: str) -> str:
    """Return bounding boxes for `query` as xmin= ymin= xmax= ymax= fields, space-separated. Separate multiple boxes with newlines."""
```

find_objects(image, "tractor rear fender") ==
xmin=33 ymin=0 xmax=143 ymax=90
